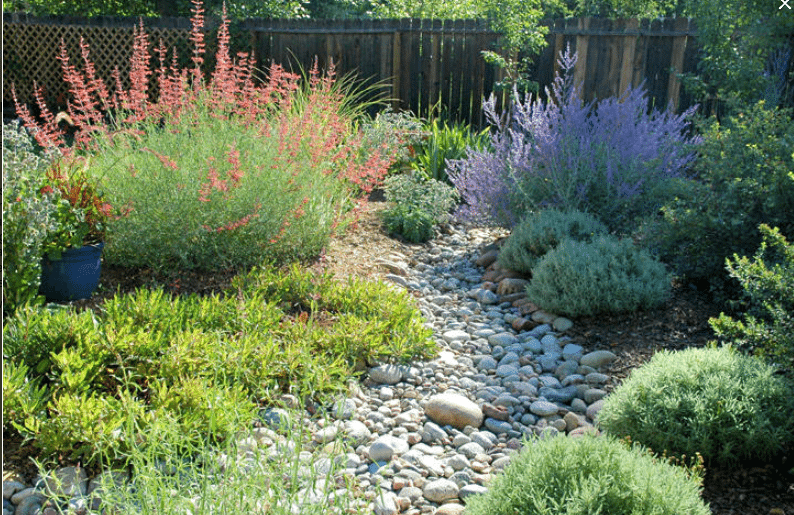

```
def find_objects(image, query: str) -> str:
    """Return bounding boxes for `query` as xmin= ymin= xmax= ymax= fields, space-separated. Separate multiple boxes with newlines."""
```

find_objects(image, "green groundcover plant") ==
xmin=14 ymin=0 xmax=400 ymax=275
xmin=2 ymin=265 xmax=435 ymax=466
xmin=598 ymin=346 xmax=794 ymax=467
xmin=464 ymin=433 xmax=710 ymax=515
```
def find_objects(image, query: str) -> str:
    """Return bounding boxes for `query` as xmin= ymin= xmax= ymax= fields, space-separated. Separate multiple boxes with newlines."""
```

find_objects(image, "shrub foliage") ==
xmin=464 ymin=433 xmax=710 ymax=515
xmin=710 ymin=224 xmax=794 ymax=370
xmin=14 ymin=3 xmax=397 ymax=275
xmin=641 ymin=102 xmax=794 ymax=289
xmin=598 ymin=346 xmax=794 ymax=467
xmin=525 ymin=235 xmax=670 ymax=317
xmin=497 ymin=208 xmax=607 ymax=274
xmin=382 ymin=172 xmax=459 ymax=243
xmin=448 ymin=45 xmax=699 ymax=230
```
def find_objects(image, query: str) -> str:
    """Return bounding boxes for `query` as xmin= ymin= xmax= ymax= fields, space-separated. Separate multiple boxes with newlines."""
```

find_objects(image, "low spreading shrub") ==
xmin=598 ymin=346 xmax=794 ymax=467
xmin=497 ymin=208 xmax=607 ymax=274
xmin=709 ymin=224 xmax=794 ymax=370
xmin=463 ymin=433 xmax=710 ymax=515
xmin=640 ymin=101 xmax=794 ymax=291
xmin=2 ymin=266 xmax=434 ymax=465
xmin=525 ymin=235 xmax=670 ymax=317
xmin=448 ymin=45 xmax=699 ymax=230
xmin=381 ymin=172 xmax=459 ymax=243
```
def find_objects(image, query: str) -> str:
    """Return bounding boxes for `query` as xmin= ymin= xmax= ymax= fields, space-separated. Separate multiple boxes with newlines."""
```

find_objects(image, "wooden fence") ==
xmin=3 ymin=14 xmax=702 ymax=125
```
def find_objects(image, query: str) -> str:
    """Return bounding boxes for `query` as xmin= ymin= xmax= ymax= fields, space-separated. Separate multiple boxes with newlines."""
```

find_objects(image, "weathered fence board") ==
xmin=4 ymin=14 xmax=708 ymax=125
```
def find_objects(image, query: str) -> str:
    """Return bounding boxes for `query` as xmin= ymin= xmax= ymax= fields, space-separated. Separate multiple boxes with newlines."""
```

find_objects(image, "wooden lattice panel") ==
xmin=4 ymin=21 xmax=191 ymax=112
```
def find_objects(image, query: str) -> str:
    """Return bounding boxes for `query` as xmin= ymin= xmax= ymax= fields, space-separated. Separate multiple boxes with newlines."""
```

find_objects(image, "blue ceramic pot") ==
xmin=39 ymin=242 xmax=104 ymax=302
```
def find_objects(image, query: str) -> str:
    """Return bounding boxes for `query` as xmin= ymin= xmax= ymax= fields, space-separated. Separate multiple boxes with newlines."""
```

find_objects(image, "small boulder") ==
xmin=425 ymin=393 xmax=484 ymax=430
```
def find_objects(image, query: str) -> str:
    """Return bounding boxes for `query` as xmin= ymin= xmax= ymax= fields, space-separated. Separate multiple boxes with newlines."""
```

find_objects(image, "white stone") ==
xmin=373 ymin=492 xmax=399 ymax=515
xmin=442 ymin=330 xmax=471 ymax=343
xmin=369 ymin=364 xmax=405 ymax=384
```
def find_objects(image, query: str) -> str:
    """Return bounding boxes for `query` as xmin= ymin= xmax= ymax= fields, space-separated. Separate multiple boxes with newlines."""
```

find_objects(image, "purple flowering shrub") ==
xmin=448 ymin=46 xmax=701 ymax=231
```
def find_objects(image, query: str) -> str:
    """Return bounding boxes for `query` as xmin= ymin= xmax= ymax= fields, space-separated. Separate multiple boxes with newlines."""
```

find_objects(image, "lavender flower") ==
xmin=449 ymin=44 xmax=701 ymax=231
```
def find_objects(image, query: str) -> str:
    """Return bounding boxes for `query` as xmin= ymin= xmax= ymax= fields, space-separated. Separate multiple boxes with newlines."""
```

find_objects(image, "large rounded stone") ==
xmin=580 ymin=350 xmax=618 ymax=369
xmin=530 ymin=400 xmax=559 ymax=417
xmin=424 ymin=393 xmax=483 ymax=430
xmin=423 ymin=478 xmax=460 ymax=503
xmin=436 ymin=503 xmax=466 ymax=515
xmin=369 ymin=364 xmax=405 ymax=384
xmin=369 ymin=435 xmax=409 ymax=462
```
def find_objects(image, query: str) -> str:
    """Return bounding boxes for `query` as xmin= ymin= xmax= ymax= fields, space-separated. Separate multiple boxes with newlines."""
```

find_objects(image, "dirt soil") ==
xmin=4 ymin=198 xmax=793 ymax=514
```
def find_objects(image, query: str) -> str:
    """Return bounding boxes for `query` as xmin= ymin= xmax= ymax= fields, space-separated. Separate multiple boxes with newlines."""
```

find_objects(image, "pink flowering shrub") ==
xmin=448 ymin=46 xmax=701 ymax=232
xmin=14 ymin=0 xmax=395 ymax=273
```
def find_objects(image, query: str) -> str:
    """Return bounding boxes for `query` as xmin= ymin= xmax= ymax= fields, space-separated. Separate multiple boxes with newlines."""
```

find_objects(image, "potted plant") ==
xmin=38 ymin=157 xmax=112 ymax=302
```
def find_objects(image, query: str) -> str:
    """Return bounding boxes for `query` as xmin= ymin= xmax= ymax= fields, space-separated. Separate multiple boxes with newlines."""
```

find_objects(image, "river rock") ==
xmin=580 ymin=350 xmax=618 ymax=369
xmin=424 ymin=393 xmax=483 ymax=430
xmin=423 ymin=479 xmax=460 ymax=503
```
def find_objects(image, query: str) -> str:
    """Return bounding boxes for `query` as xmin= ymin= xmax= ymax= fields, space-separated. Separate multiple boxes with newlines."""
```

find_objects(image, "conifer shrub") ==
xmin=464 ymin=433 xmax=710 ymax=515
xmin=525 ymin=235 xmax=670 ymax=317
xmin=598 ymin=346 xmax=794 ymax=467
xmin=497 ymin=208 xmax=607 ymax=274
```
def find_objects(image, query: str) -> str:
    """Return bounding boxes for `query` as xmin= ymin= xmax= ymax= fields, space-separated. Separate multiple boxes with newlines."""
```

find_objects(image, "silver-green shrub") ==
xmin=464 ymin=433 xmax=710 ymax=515
xmin=525 ymin=235 xmax=670 ymax=317
xmin=598 ymin=346 xmax=794 ymax=467
xmin=497 ymin=208 xmax=607 ymax=274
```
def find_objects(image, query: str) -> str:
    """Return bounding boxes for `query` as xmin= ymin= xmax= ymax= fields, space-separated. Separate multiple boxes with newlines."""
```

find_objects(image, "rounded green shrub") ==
xmin=525 ymin=235 xmax=670 ymax=317
xmin=598 ymin=346 xmax=794 ymax=467
xmin=464 ymin=433 xmax=710 ymax=515
xmin=497 ymin=208 xmax=608 ymax=274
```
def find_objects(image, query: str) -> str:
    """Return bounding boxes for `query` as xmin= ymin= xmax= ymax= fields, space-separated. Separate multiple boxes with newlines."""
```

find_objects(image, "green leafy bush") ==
xmin=497 ymin=208 xmax=607 ymax=274
xmin=382 ymin=173 xmax=459 ymax=243
xmin=598 ymin=346 xmax=794 ymax=467
xmin=525 ymin=235 xmax=670 ymax=317
xmin=2 ymin=266 xmax=434 ymax=465
xmin=464 ymin=433 xmax=710 ymax=515
xmin=710 ymin=224 xmax=794 ymax=370
xmin=410 ymin=117 xmax=490 ymax=184
xmin=641 ymin=102 xmax=794 ymax=291
xmin=2 ymin=121 xmax=57 ymax=315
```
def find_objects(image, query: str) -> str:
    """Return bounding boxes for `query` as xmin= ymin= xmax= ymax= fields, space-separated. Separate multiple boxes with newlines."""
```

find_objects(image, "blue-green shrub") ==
xmin=497 ymin=208 xmax=607 ymax=274
xmin=526 ymin=235 xmax=670 ymax=317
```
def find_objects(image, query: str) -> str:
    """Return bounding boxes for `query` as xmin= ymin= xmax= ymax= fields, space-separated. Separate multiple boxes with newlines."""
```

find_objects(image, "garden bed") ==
xmin=4 ymin=198 xmax=792 ymax=514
